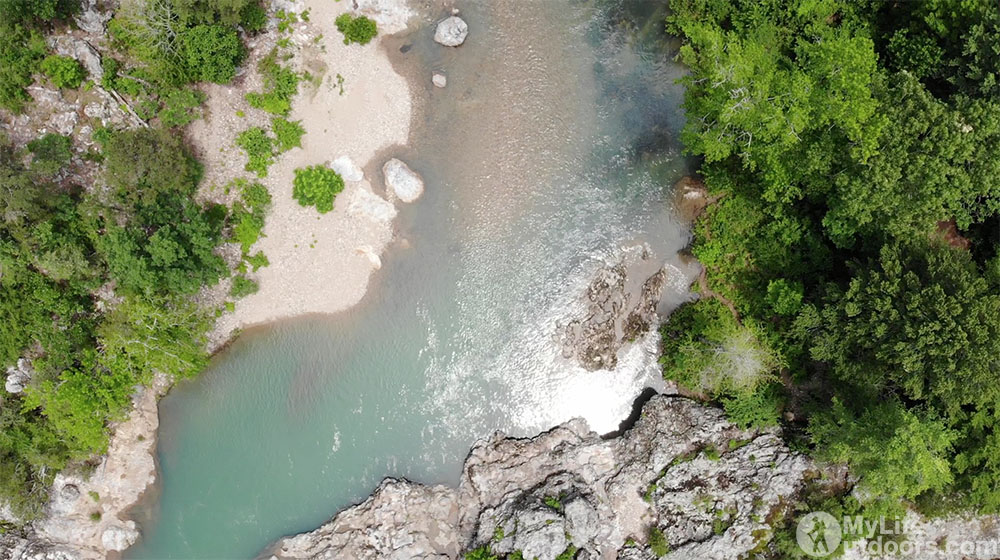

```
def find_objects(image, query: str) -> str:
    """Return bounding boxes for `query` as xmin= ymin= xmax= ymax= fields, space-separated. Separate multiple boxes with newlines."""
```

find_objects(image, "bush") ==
xmin=235 ymin=127 xmax=274 ymax=177
xmin=335 ymin=13 xmax=377 ymax=45
xmin=0 ymin=25 xmax=46 ymax=112
xmin=245 ymin=48 xmax=299 ymax=115
xmin=158 ymin=88 xmax=205 ymax=127
xmin=271 ymin=117 xmax=305 ymax=153
xmin=240 ymin=1 xmax=267 ymax=32
xmin=230 ymin=274 xmax=258 ymax=298
xmin=648 ymin=526 xmax=669 ymax=557
xmin=292 ymin=165 xmax=344 ymax=213
xmin=180 ymin=24 xmax=243 ymax=84
xmin=40 ymin=54 xmax=86 ymax=89
xmin=246 ymin=251 xmax=269 ymax=271
xmin=27 ymin=133 xmax=72 ymax=176
xmin=228 ymin=179 xmax=271 ymax=253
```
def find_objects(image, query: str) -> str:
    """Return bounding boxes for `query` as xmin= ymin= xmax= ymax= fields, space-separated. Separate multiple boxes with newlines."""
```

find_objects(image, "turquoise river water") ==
xmin=128 ymin=1 xmax=692 ymax=557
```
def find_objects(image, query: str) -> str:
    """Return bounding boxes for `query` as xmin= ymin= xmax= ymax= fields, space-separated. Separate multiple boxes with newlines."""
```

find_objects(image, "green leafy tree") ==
xmin=0 ymin=24 xmax=46 ymax=112
xmin=823 ymin=74 xmax=1000 ymax=242
xmin=27 ymin=134 xmax=72 ymax=177
xmin=810 ymin=398 xmax=956 ymax=506
xmin=804 ymin=240 xmax=1000 ymax=409
xmin=179 ymin=24 xmax=243 ymax=83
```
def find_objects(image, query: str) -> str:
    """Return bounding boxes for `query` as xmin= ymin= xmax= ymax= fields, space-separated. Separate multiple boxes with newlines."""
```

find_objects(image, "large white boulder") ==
xmin=434 ymin=16 xmax=468 ymax=47
xmin=382 ymin=159 xmax=424 ymax=203
xmin=331 ymin=155 xmax=364 ymax=182
xmin=347 ymin=188 xmax=397 ymax=223
xmin=101 ymin=522 xmax=139 ymax=552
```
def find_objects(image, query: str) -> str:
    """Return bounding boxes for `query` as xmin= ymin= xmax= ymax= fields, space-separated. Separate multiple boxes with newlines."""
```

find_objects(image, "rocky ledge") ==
xmin=261 ymin=395 xmax=810 ymax=559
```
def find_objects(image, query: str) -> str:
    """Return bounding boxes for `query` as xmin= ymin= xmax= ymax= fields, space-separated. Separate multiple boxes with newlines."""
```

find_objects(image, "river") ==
xmin=127 ymin=1 xmax=692 ymax=557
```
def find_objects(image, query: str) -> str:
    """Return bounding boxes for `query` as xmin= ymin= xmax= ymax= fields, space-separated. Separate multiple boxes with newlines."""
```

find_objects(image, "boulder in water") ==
xmin=434 ymin=16 xmax=468 ymax=47
xmin=346 ymin=188 xmax=397 ymax=223
xmin=382 ymin=158 xmax=424 ymax=203
xmin=432 ymin=73 xmax=447 ymax=88
xmin=101 ymin=523 xmax=139 ymax=552
xmin=559 ymin=245 xmax=668 ymax=370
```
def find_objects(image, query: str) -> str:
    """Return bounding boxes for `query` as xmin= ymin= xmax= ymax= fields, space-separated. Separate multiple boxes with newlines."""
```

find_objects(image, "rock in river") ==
xmin=383 ymin=158 xmax=424 ymax=203
xmin=434 ymin=16 xmax=468 ymax=47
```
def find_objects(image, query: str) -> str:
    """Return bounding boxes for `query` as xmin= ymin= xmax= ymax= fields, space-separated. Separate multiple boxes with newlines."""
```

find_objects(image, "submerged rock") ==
xmin=383 ymin=158 xmax=424 ymax=203
xmin=559 ymin=244 xmax=668 ymax=370
xmin=432 ymin=73 xmax=447 ymax=88
xmin=434 ymin=16 xmax=469 ymax=47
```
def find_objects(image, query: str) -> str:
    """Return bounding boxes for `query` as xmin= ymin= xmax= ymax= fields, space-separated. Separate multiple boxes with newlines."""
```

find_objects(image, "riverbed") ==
xmin=127 ymin=1 xmax=692 ymax=557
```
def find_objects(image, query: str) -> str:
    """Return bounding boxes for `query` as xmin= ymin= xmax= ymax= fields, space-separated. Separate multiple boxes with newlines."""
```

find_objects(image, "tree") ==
xmin=0 ymin=23 xmax=46 ymax=112
xmin=809 ymin=398 xmax=956 ymax=507
xmin=804 ymin=240 xmax=1000 ymax=410
xmin=27 ymin=133 xmax=72 ymax=177
xmin=668 ymin=2 xmax=884 ymax=206
xmin=823 ymin=73 xmax=1000 ymax=242
xmin=168 ymin=0 xmax=256 ymax=26
xmin=179 ymin=24 xmax=242 ymax=83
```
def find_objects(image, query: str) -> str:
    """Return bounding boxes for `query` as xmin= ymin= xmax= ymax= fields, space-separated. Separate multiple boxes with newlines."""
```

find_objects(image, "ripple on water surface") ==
xmin=128 ymin=1 xmax=693 ymax=558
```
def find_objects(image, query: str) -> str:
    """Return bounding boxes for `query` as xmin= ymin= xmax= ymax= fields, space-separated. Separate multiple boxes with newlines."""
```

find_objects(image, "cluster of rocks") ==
xmin=427 ymin=11 xmax=469 ymax=88
xmin=259 ymin=394 xmax=1000 ymax=560
xmin=559 ymin=245 xmax=669 ymax=370
xmin=261 ymin=395 xmax=812 ymax=560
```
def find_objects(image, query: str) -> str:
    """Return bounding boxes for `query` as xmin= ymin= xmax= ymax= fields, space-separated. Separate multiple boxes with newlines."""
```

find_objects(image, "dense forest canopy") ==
xmin=662 ymin=0 xmax=1000 ymax=541
xmin=0 ymin=0 xmax=268 ymax=519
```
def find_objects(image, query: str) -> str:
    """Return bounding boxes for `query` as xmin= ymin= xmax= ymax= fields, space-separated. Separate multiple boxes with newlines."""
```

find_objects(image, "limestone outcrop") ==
xmin=263 ymin=396 xmax=812 ymax=560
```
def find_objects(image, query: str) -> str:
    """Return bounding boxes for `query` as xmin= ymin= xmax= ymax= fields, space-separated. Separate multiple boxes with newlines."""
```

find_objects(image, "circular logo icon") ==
xmin=796 ymin=511 xmax=841 ymax=557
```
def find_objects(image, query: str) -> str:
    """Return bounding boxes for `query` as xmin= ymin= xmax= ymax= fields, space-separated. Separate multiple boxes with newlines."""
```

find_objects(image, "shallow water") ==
xmin=127 ymin=2 xmax=692 ymax=557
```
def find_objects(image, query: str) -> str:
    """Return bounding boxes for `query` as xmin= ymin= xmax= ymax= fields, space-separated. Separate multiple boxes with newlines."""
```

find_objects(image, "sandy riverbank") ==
xmin=194 ymin=0 xmax=417 ymax=350
xmin=1 ymin=3 xmax=420 ymax=557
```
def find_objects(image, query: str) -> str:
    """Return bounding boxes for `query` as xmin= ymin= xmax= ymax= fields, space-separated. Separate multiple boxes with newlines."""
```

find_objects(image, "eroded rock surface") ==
xmin=559 ymin=245 xmax=668 ymax=370
xmin=263 ymin=396 xmax=812 ymax=560
xmin=265 ymin=479 xmax=459 ymax=559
